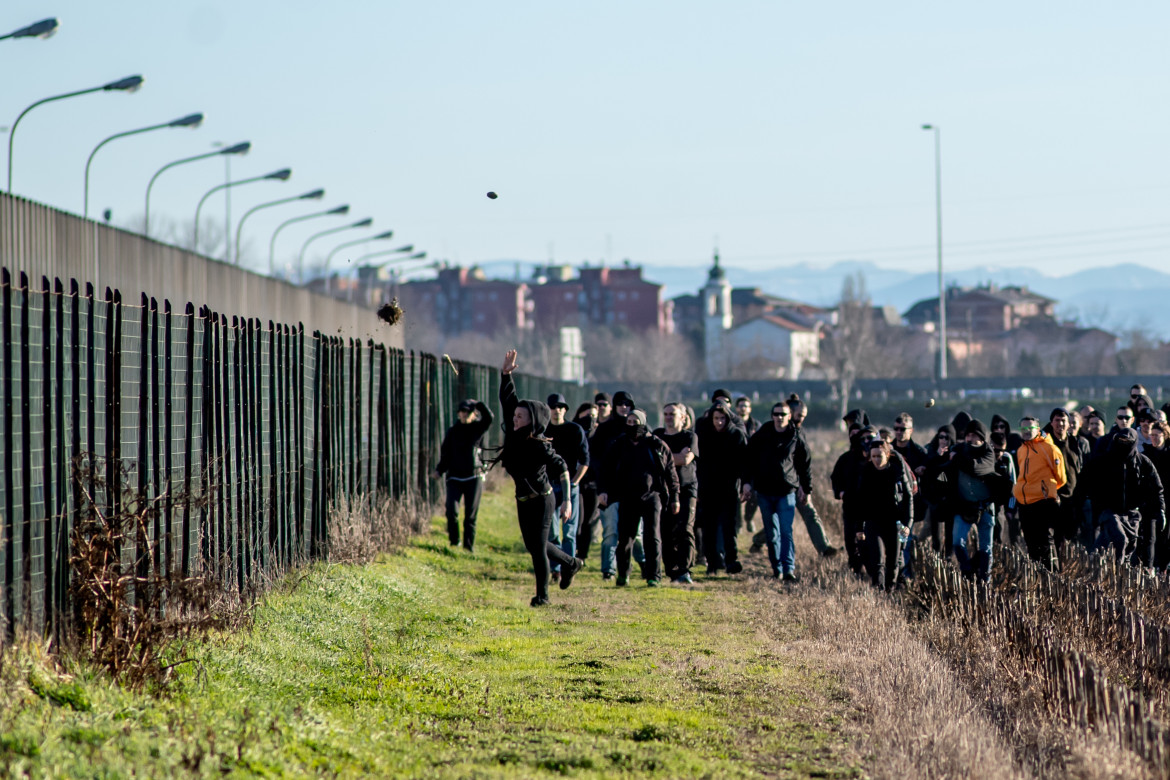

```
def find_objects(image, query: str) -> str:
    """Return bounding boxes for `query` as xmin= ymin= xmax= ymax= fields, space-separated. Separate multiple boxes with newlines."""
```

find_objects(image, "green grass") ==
xmin=0 ymin=490 xmax=860 ymax=778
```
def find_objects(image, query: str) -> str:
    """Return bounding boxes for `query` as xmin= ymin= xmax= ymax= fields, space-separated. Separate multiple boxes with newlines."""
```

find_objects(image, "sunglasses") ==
xmin=596 ymin=402 xmax=609 ymax=407
xmin=1118 ymin=414 xmax=1134 ymax=420
xmin=893 ymin=426 xmax=907 ymax=432
xmin=772 ymin=410 xmax=790 ymax=417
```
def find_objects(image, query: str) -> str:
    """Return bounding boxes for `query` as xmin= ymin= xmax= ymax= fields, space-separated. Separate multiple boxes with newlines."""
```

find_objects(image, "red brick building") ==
xmin=395 ymin=266 xmax=531 ymax=337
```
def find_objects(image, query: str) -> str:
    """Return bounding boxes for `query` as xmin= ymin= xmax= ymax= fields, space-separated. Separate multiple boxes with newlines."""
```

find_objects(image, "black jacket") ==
xmin=944 ymin=441 xmax=997 ymax=509
xmin=695 ymin=404 xmax=748 ymax=495
xmin=601 ymin=432 xmax=680 ymax=506
xmin=589 ymin=415 xmax=629 ymax=478
xmin=548 ymin=420 xmax=589 ymax=478
xmin=1083 ymin=433 xmax=1164 ymax=521
xmin=435 ymin=401 xmax=493 ymax=479
xmin=654 ymin=428 xmax=699 ymax=493
xmin=499 ymin=373 xmax=567 ymax=498
xmin=1042 ymin=427 xmax=1082 ymax=501
xmin=893 ymin=438 xmax=929 ymax=472
xmin=743 ymin=422 xmax=811 ymax=497
xmin=858 ymin=460 xmax=913 ymax=528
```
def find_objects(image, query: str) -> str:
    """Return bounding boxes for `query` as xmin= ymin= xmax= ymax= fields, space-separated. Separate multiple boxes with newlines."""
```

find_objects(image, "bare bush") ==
xmin=326 ymin=492 xmax=431 ymax=565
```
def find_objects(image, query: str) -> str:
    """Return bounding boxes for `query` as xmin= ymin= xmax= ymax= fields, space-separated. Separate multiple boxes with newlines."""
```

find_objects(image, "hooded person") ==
xmin=545 ymin=393 xmax=590 ymax=581
xmin=1012 ymin=416 xmax=1067 ymax=570
xmin=919 ymin=424 xmax=957 ymax=554
xmin=1043 ymin=408 xmax=1085 ymax=556
xmin=1082 ymin=427 xmax=1165 ymax=566
xmin=591 ymin=389 xmax=642 ymax=579
xmin=572 ymin=402 xmax=602 ymax=561
xmin=695 ymin=400 xmax=749 ymax=575
xmin=831 ymin=424 xmax=877 ymax=574
xmin=842 ymin=409 xmax=870 ymax=432
xmin=598 ymin=409 xmax=680 ymax=587
xmin=945 ymin=419 xmax=997 ymax=581
xmin=951 ymin=411 xmax=973 ymax=440
xmin=990 ymin=414 xmax=1023 ymax=454
xmin=434 ymin=397 xmax=494 ymax=552
xmin=497 ymin=350 xmax=582 ymax=606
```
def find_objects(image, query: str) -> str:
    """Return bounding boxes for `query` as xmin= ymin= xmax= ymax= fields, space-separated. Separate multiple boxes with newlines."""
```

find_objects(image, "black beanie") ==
xmin=965 ymin=418 xmax=988 ymax=442
xmin=612 ymin=390 xmax=635 ymax=409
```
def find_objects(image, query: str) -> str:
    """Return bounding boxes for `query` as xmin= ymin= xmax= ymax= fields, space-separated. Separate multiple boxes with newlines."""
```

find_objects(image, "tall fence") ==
xmin=0 ymin=270 xmax=576 ymax=642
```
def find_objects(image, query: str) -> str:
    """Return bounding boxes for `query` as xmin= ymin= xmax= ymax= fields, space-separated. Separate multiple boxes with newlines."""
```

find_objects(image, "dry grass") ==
xmin=326 ymin=490 xmax=431 ymax=564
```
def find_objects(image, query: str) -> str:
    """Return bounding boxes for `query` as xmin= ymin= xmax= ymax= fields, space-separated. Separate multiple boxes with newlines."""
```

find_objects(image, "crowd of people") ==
xmin=436 ymin=354 xmax=1169 ymax=605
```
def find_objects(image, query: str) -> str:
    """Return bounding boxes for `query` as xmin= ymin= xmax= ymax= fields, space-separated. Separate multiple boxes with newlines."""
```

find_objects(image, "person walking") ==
xmin=735 ymin=396 xmax=761 ymax=534
xmin=695 ymin=400 xmax=748 ymax=575
xmin=832 ymin=422 xmax=875 ymax=576
xmin=1142 ymin=421 xmax=1170 ymax=569
xmin=654 ymin=402 xmax=700 ymax=584
xmin=856 ymin=438 xmax=913 ymax=590
xmin=1012 ymin=416 xmax=1067 ymax=571
xmin=1044 ymin=408 xmax=1083 ymax=558
xmin=546 ymin=393 xmax=589 ymax=582
xmin=598 ymin=410 xmax=680 ymax=587
xmin=573 ymin=402 xmax=602 ymax=561
xmin=742 ymin=401 xmax=813 ymax=582
xmin=1083 ymin=427 xmax=1165 ymax=568
xmin=433 ymin=398 xmax=493 ymax=552
xmin=496 ymin=350 xmax=582 ymax=606
xmin=591 ymin=390 xmax=639 ymax=580
xmin=945 ymin=419 xmax=997 ymax=582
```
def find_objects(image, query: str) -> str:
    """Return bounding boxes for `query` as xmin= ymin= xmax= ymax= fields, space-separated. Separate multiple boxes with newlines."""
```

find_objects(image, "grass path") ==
xmin=1 ymin=490 xmax=861 ymax=778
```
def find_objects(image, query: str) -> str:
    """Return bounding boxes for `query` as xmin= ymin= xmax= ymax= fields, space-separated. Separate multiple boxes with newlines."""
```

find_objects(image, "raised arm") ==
xmin=470 ymin=400 xmax=494 ymax=437
xmin=499 ymin=350 xmax=519 ymax=432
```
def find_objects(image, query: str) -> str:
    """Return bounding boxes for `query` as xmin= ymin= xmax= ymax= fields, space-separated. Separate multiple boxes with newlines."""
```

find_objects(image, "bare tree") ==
xmin=822 ymin=273 xmax=875 ymax=422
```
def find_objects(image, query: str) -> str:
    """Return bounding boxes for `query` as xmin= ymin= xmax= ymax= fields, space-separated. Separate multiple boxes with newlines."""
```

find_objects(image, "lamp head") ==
xmin=264 ymin=168 xmax=292 ymax=181
xmin=169 ymin=113 xmax=204 ymax=129
xmin=921 ymin=124 xmax=934 ymax=130
xmin=221 ymin=141 xmax=251 ymax=155
xmin=407 ymin=251 xmax=427 ymax=260
xmin=12 ymin=18 xmax=59 ymax=39
xmin=392 ymin=244 xmax=414 ymax=253
xmin=299 ymin=189 xmax=325 ymax=200
xmin=351 ymin=218 xmax=373 ymax=228
xmin=104 ymin=75 xmax=144 ymax=92
xmin=372 ymin=230 xmax=394 ymax=240
xmin=327 ymin=204 xmax=350 ymax=215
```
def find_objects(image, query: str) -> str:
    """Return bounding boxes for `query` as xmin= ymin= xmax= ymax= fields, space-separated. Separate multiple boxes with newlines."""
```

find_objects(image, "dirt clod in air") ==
xmin=377 ymin=298 xmax=404 ymax=326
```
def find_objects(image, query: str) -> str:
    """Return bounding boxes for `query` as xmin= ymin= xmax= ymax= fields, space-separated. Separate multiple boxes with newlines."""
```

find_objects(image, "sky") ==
xmin=4 ymin=1 xmax=1170 ymax=282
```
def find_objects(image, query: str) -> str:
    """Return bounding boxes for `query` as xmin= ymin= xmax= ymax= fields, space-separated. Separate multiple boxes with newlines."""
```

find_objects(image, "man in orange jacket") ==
xmin=1012 ymin=416 xmax=1067 ymax=570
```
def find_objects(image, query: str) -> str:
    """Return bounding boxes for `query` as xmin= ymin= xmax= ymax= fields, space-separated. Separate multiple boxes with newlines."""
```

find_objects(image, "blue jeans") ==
xmin=550 ymin=484 xmax=580 ymax=572
xmin=953 ymin=507 xmax=994 ymax=578
xmin=757 ymin=492 xmax=798 ymax=576
xmin=601 ymin=500 xmax=643 ymax=575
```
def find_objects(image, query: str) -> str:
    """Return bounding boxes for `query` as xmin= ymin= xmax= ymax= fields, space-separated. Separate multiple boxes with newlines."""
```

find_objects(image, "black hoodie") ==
xmin=499 ymin=373 xmax=567 ymax=498
xmin=944 ymin=418 xmax=997 ymax=518
xmin=436 ymin=401 xmax=494 ymax=479
xmin=920 ymin=424 xmax=956 ymax=507
xmin=695 ymin=402 xmax=748 ymax=494
xmin=1083 ymin=428 xmax=1164 ymax=520
xmin=990 ymin=414 xmax=1024 ymax=453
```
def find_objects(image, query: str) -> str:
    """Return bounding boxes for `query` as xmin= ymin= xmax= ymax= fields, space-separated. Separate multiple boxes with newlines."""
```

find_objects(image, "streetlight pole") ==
xmin=268 ymin=205 xmax=349 ymax=277
xmin=233 ymin=189 xmax=324 ymax=267
xmin=922 ymin=123 xmax=947 ymax=381
xmin=322 ymin=230 xmax=394 ymax=295
xmin=84 ymin=113 xmax=203 ymax=219
xmin=7 ymin=74 xmax=144 ymax=192
xmin=193 ymin=168 xmax=291 ymax=254
xmin=297 ymin=218 xmax=372 ymax=285
xmin=144 ymin=141 xmax=249 ymax=237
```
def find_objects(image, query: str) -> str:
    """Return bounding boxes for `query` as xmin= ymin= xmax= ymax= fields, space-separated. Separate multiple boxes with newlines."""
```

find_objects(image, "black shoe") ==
xmin=602 ymin=572 xmax=614 ymax=581
xmin=463 ymin=544 xmax=475 ymax=554
xmin=560 ymin=558 xmax=583 ymax=590
xmin=705 ymin=566 xmax=721 ymax=576
xmin=749 ymin=543 xmax=764 ymax=554
xmin=530 ymin=596 xmax=550 ymax=607
xmin=821 ymin=546 xmax=839 ymax=558
xmin=782 ymin=572 xmax=800 ymax=583
xmin=726 ymin=561 xmax=743 ymax=575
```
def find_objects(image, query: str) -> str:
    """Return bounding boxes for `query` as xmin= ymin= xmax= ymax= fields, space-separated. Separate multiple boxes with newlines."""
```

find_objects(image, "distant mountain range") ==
xmin=473 ymin=259 xmax=1170 ymax=335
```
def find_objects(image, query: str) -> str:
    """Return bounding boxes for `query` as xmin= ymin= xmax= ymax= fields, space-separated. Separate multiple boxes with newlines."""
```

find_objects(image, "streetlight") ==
xmin=322 ymin=229 xmax=394 ymax=294
xmin=353 ymin=245 xmax=416 ymax=265
xmin=193 ymin=168 xmax=291 ymax=254
xmin=144 ymin=141 xmax=250 ymax=237
xmin=233 ymin=189 xmax=324 ymax=267
xmin=7 ymin=74 xmax=144 ymax=192
xmin=83 ymin=113 xmax=204 ymax=219
xmin=297 ymin=218 xmax=372 ymax=284
xmin=1 ymin=18 xmax=59 ymax=41
xmin=922 ymin=123 xmax=946 ymax=381
xmin=268 ymin=204 xmax=349 ymax=276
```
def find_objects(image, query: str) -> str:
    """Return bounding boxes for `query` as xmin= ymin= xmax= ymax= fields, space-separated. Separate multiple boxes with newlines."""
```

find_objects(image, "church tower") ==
xmin=702 ymin=251 xmax=732 ymax=380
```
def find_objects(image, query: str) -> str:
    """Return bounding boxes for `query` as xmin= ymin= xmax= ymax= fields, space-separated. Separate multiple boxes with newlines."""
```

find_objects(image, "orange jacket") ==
xmin=1012 ymin=433 xmax=1067 ymax=505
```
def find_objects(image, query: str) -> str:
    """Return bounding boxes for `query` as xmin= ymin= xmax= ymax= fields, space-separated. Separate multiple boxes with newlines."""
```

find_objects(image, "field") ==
xmin=1 ymin=430 xmax=1167 ymax=778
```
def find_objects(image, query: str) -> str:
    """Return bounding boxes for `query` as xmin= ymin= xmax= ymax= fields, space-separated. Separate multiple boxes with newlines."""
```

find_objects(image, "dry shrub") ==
xmin=326 ymin=491 xmax=431 ymax=564
xmin=68 ymin=454 xmax=245 ymax=687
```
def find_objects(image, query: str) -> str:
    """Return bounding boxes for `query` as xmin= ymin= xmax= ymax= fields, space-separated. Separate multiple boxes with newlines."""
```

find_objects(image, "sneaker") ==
xmin=615 ymin=574 xmax=629 ymax=587
xmin=677 ymin=573 xmax=694 ymax=585
xmin=782 ymin=572 xmax=800 ymax=583
xmin=560 ymin=558 xmax=583 ymax=590
xmin=551 ymin=571 xmax=560 ymax=584
xmin=821 ymin=546 xmax=839 ymax=558
xmin=726 ymin=561 xmax=743 ymax=575
xmin=646 ymin=579 xmax=659 ymax=588
xmin=463 ymin=544 xmax=475 ymax=554
xmin=602 ymin=572 xmax=614 ymax=581
xmin=530 ymin=596 xmax=549 ymax=607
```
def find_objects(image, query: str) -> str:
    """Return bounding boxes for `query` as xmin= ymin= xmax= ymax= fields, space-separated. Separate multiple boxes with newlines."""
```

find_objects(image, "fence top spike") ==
xmin=163 ymin=299 xmax=172 ymax=314
xmin=54 ymin=277 xmax=64 ymax=294
xmin=41 ymin=274 xmax=50 ymax=291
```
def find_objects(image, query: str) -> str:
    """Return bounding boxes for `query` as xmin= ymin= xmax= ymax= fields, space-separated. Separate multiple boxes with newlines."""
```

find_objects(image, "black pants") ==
xmin=618 ymin=495 xmax=663 ymax=581
xmin=1053 ymin=498 xmax=1080 ymax=558
xmin=663 ymin=492 xmax=698 ymax=579
xmin=698 ymin=490 xmax=739 ymax=571
xmin=446 ymin=478 xmax=483 ymax=549
xmin=864 ymin=518 xmax=902 ymax=591
xmin=1018 ymin=499 xmax=1060 ymax=570
xmin=517 ymin=493 xmax=576 ymax=600
xmin=576 ymin=483 xmax=600 ymax=560
xmin=842 ymin=503 xmax=865 ymax=575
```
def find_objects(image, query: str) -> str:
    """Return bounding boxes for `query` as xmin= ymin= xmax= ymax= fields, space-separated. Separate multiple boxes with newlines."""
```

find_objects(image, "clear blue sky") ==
xmin=4 ymin=1 xmax=1169 ymax=279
